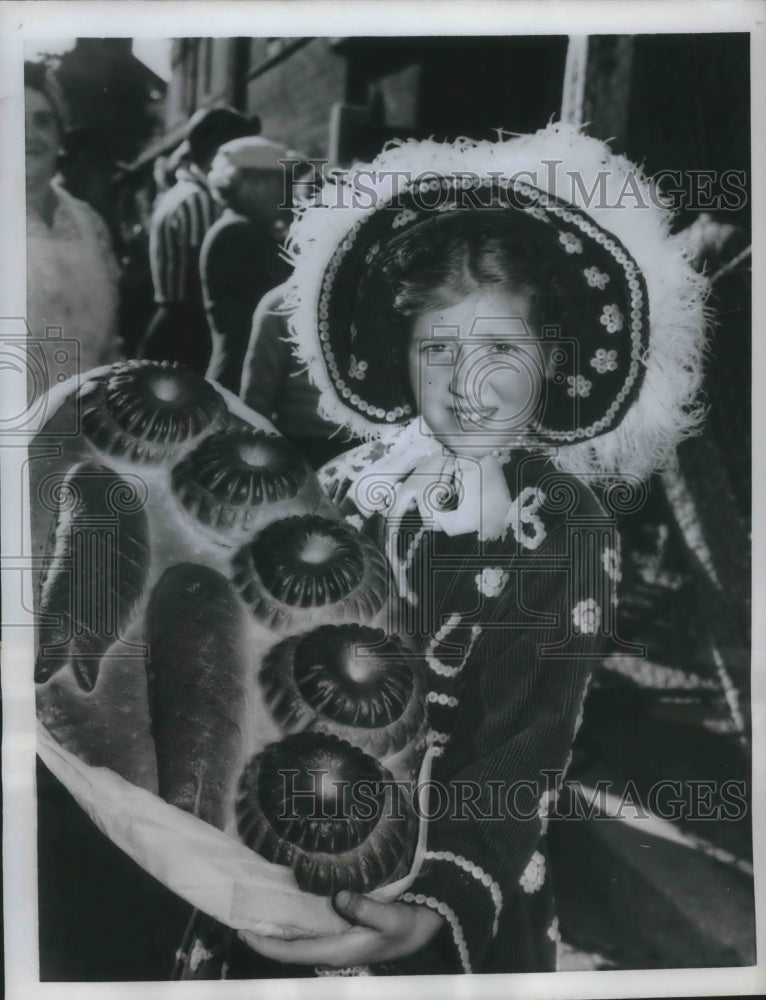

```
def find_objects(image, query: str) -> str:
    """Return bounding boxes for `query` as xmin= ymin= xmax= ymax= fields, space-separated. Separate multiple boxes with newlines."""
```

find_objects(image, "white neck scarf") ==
xmin=345 ymin=421 xmax=516 ymax=603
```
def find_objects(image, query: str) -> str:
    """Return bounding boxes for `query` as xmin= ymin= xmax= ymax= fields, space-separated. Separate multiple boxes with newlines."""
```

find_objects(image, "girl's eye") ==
xmin=489 ymin=342 xmax=517 ymax=354
xmin=422 ymin=342 xmax=454 ymax=358
xmin=421 ymin=342 xmax=456 ymax=365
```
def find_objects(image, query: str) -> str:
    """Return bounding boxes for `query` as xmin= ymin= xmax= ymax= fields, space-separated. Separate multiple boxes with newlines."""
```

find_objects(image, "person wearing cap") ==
xmin=200 ymin=136 xmax=293 ymax=392
xmin=139 ymin=106 xmax=251 ymax=373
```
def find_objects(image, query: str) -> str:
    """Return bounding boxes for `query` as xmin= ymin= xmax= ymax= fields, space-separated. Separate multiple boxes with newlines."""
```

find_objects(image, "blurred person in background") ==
xmin=240 ymin=284 xmax=360 ymax=468
xmin=112 ymin=170 xmax=158 ymax=358
xmin=238 ymin=161 xmax=364 ymax=467
xmin=201 ymin=136 xmax=294 ymax=393
xmin=139 ymin=106 xmax=251 ymax=373
xmin=56 ymin=124 xmax=121 ymax=253
xmin=25 ymin=59 xmax=122 ymax=395
xmin=152 ymin=152 xmax=174 ymax=197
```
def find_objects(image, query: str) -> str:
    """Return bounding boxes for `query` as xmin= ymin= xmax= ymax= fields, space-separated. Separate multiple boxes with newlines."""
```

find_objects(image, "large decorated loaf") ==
xmin=31 ymin=361 xmax=429 ymax=908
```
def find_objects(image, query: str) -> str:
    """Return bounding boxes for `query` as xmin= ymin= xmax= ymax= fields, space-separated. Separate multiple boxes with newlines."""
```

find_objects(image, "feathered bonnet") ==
xmin=282 ymin=123 xmax=708 ymax=482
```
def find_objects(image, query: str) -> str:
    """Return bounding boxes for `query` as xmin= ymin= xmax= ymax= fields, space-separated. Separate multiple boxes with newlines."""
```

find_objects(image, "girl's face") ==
xmin=407 ymin=287 xmax=547 ymax=457
xmin=25 ymin=87 xmax=61 ymax=189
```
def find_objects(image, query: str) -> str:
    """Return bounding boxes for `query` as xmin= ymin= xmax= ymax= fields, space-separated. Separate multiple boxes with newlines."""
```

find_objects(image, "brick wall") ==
xmin=245 ymin=39 xmax=347 ymax=158
xmin=165 ymin=38 xmax=236 ymax=130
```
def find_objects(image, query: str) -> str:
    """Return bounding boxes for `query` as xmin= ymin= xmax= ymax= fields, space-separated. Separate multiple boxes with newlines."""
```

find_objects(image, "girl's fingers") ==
xmin=238 ymin=927 xmax=380 ymax=966
xmin=333 ymin=891 xmax=409 ymax=936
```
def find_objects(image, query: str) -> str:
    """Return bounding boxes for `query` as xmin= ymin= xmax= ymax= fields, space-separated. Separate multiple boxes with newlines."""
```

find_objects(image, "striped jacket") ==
xmin=149 ymin=166 xmax=219 ymax=305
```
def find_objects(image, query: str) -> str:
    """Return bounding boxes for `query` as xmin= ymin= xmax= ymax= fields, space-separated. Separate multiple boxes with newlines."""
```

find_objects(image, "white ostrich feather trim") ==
xmin=283 ymin=123 xmax=709 ymax=482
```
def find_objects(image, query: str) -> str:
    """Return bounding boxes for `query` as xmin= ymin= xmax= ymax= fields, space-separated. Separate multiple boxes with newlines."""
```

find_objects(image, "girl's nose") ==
xmin=449 ymin=345 xmax=492 ymax=405
xmin=447 ymin=344 xmax=468 ymax=398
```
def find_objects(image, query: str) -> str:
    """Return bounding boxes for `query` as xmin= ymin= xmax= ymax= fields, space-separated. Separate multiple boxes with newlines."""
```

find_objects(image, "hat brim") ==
xmin=283 ymin=125 xmax=708 ymax=481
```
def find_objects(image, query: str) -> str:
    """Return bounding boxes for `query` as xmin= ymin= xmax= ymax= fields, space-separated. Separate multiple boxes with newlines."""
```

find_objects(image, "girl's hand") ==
xmin=238 ymin=890 xmax=445 ymax=967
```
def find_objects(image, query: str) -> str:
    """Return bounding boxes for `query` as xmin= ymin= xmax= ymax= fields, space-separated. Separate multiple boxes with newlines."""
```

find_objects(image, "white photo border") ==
xmin=2 ymin=2 xmax=763 ymax=998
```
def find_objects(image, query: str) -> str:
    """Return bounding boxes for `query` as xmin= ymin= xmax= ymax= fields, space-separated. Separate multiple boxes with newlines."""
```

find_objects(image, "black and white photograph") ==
xmin=1 ymin=2 xmax=763 ymax=997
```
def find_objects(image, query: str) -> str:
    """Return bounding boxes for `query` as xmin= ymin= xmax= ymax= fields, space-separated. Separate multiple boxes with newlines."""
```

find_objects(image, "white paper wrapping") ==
xmin=37 ymin=724 xmax=434 ymax=939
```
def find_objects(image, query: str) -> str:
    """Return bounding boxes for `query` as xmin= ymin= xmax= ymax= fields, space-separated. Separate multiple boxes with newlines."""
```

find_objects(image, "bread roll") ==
xmin=145 ymin=563 xmax=250 ymax=829
xmin=36 ymin=460 xmax=151 ymax=692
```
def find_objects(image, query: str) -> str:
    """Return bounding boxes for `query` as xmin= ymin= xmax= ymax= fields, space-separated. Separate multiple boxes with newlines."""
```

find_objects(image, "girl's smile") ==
xmin=407 ymin=287 xmax=547 ymax=456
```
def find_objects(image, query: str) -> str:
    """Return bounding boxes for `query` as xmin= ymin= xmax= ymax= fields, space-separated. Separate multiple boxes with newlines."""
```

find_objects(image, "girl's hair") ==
xmin=378 ymin=210 xmax=584 ymax=338
xmin=24 ymin=60 xmax=69 ymax=134
xmin=353 ymin=210 xmax=588 ymax=415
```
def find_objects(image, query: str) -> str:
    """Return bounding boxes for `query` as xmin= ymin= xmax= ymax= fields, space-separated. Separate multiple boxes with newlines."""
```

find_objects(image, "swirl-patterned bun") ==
xmin=261 ymin=625 xmax=425 ymax=758
xmin=80 ymin=361 xmax=226 ymax=464
xmin=171 ymin=426 xmax=322 ymax=539
xmin=236 ymin=732 xmax=417 ymax=896
xmin=232 ymin=515 xmax=389 ymax=630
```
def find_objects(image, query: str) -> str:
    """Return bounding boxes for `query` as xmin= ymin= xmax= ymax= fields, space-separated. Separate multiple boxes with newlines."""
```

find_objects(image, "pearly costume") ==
xmin=320 ymin=427 xmax=616 ymax=974
xmin=222 ymin=124 xmax=708 ymax=976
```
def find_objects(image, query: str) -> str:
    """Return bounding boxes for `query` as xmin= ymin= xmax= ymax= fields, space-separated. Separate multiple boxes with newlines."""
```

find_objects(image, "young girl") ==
xmin=236 ymin=124 xmax=708 ymax=976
